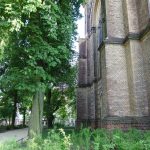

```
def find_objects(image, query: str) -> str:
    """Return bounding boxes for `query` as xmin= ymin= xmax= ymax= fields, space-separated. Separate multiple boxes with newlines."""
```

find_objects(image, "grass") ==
xmin=1 ymin=128 xmax=150 ymax=150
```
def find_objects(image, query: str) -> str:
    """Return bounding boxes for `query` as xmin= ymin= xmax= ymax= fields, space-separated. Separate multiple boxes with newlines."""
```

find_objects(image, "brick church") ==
xmin=77 ymin=0 xmax=150 ymax=129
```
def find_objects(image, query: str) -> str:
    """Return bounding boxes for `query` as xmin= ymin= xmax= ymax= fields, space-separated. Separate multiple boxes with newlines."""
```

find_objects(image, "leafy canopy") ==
xmin=0 ymin=0 xmax=83 ymax=93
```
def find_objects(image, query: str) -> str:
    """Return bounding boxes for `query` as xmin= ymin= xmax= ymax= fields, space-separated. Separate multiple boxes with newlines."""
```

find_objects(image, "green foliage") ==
xmin=43 ymin=64 xmax=77 ymax=128
xmin=0 ymin=92 xmax=13 ymax=119
xmin=1 ymin=128 xmax=150 ymax=150
xmin=0 ymin=0 xmax=82 ymax=92
xmin=0 ymin=0 xmax=83 ymax=132
xmin=70 ymin=128 xmax=150 ymax=150
xmin=0 ymin=128 xmax=72 ymax=150
xmin=0 ymin=141 xmax=20 ymax=150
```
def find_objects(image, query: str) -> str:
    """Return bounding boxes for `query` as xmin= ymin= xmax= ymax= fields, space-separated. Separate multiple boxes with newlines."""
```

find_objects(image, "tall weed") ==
xmin=1 ymin=128 xmax=150 ymax=150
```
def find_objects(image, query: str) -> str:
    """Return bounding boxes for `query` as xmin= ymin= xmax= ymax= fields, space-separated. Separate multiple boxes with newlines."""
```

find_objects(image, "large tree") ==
xmin=0 ymin=0 xmax=83 ymax=137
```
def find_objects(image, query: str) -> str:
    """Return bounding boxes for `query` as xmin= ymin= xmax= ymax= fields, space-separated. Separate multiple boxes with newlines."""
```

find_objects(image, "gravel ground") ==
xmin=0 ymin=128 xmax=28 ymax=143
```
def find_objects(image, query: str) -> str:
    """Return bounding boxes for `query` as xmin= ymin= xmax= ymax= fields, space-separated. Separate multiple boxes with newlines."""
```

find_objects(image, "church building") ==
xmin=77 ymin=0 xmax=150 ymax=129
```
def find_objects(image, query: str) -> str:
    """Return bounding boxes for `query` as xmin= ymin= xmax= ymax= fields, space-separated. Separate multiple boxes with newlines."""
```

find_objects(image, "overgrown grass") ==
xmin=1 ymin=128 xmax=150 ymax=150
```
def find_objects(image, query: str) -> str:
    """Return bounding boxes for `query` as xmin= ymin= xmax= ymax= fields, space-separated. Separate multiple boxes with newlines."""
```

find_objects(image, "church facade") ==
xmin=77 ymin=0 xmax=150 ymax=129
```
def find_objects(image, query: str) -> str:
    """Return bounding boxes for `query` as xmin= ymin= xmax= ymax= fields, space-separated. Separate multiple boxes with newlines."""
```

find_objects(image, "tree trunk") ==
xmin=5 ymin=119 xmax=8 ymax=126
xmin=8 ymin=116 xmax=11 ymax=126
xmin=46 ymin=89 xmax=54 ymax=128
xmin=23 ymin=109 xmax=26 ymax=127
xmin=47 ymin=115 xmax=54 ymax=128
xmin=28 ymin=90 xmax=44 ymax=138
xmin=11 ymin=91 xmax=17 ymax=128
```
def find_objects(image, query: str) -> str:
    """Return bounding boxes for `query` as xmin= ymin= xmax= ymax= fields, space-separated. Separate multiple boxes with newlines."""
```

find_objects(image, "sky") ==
xmin=74 ymin=6 xmax=85 ymax=52
xmin=77 ymin=6 xmax=85 ymax=39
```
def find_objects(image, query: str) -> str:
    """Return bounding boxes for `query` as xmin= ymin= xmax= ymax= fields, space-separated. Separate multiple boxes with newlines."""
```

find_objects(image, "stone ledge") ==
xmin=76 ymin=119 xmax=96 ymax=128
xmin=102 ymin=116 xmax=150 ymax=123
xmin=101 ymin=116 xmax=150 ymax=130
xmin=98 ymin=21 xmax=150 ymax=48
xmin=76 ymin=116 xmax=150 ymax=130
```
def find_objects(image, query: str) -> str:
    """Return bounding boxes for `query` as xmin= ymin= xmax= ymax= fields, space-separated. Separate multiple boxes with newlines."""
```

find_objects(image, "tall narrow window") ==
xmin=98 ymin=19 xmax=103 ymax=46
xmin=86 ymin=3 xmax=92 ymax=35
xmin=101 ymin=0 xmax=107 ymax=40
xmin=99 ymin=0 xmax=107 ymax=79
xmin=86 ymin=5 xmax=90 ymax=34
xmin=97 ymin=0 xmax=107 ymax=47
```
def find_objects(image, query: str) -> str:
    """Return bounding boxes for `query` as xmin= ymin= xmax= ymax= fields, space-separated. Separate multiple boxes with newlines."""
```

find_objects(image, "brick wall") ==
xmin=100 ymin=46 xmax=108 ymax=119
xmin=77 ymin=0 xmax=150 ymax=130
xmin=136 ymin=0 xmax=149 ymax=32
xmin=128 ymin=40 xmax=149 ymax=116
xmin=105 ymin=44 xmax=130 ymax=117
xmin=126 ymin=0 xmax=140 ymax=33
xmin=106 ymin=0 xmax=126 ymax=38
xmin=77 ymin=88 xmax=88 ymax=121
xmin=142 ymin=32 xmax=150 ymax=115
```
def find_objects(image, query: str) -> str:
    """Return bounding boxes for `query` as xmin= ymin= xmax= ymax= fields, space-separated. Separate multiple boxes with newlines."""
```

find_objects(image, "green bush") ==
xmin=70 ymin=128 xmax=150 ymax=150
xmin=1 ymin=128 xmax=150 ymax=150
xmin=0 ymin=141 xmax=22 ymax=150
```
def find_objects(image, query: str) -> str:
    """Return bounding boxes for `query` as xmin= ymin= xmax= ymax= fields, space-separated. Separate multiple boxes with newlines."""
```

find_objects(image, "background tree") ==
xmin=0 ymin=93 xmax=13 ymax=125
xmin=44 ymin=65 xmax=77 ymax=128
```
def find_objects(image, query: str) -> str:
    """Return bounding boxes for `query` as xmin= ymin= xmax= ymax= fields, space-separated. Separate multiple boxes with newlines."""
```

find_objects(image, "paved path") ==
xmin=0 ymin=128 xmax=28 ymax=143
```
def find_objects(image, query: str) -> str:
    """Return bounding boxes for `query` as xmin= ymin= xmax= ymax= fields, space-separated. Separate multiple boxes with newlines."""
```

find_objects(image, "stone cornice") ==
xmin=102 ymin=116 xmax=150 ymax=124
xmin=98 ymin=21 xmax=150 ymax=49
xmin=76 ymin=116 xmax=150 ymax=124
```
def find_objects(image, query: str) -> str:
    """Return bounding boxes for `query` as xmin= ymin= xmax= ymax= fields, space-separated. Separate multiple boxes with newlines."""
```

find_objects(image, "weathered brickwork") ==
xmin=142 ymin=32 xmax=150 ymax=115
xmin=136 ymin=0 xmax=149 ymax=31
xmin=126 ymin=0 xmax=140 ymax=33
xmin=100 ymin=46 xmax=109 ymax=121
xmin=106 ymin=0 xmax=126 ymax=38
xmin=105 ymin=44 xmax=130 ymax=117
xmin=128 ymin=40 xmax=149 ymax=116
xmin=77 ymin=0 xmax=150 ymax=130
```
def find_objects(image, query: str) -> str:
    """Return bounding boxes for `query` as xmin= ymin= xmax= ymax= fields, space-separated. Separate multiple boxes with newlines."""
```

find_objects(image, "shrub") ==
xmin=0 ymin=141 xmax=21 ymax=150
xmin=1 ymin=128 xmax=150 ymax=150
